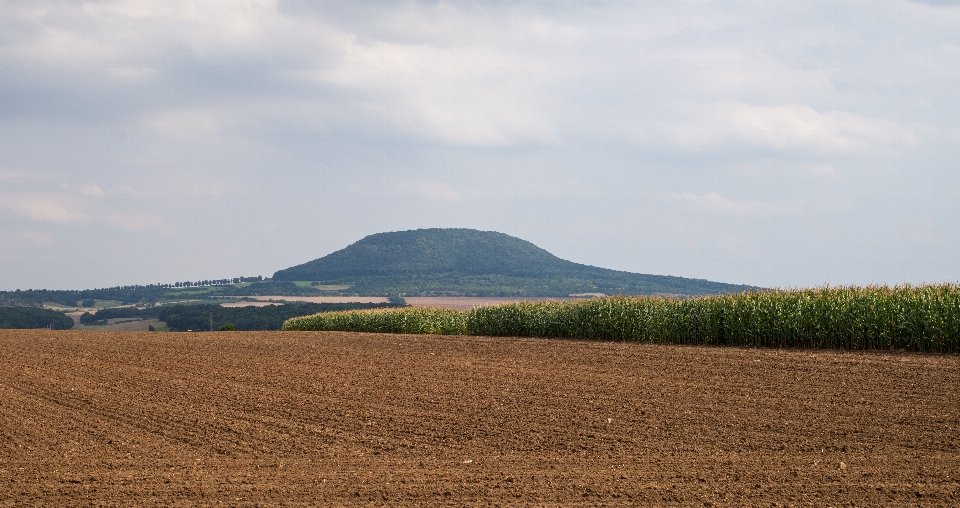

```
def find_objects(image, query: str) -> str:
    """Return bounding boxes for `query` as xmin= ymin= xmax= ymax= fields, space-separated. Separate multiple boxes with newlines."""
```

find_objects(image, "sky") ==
xmin=1 ymin=0 xmax=959 ymax=291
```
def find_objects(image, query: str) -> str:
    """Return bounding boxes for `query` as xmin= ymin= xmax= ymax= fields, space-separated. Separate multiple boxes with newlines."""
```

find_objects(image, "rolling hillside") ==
xmin=273 ymin=229 xmax=754 ymax=297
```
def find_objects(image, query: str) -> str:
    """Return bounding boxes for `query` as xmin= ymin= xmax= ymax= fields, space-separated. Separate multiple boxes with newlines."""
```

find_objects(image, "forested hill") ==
xmin=273 ymin=228 xmax=755 ymax=297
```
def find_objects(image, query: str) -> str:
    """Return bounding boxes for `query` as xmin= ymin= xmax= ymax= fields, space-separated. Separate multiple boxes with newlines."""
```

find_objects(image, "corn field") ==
xmin=282 ymin=284 xmax=960 ymax=352
xmin=283 ymin=306 xmax=468 ymax=335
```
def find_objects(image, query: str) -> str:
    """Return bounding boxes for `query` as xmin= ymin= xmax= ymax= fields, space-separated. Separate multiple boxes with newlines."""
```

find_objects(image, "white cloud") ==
xmin=2 ymin=194 xmax=90 ymax=223
xmin=1 ymin=1 xmax=959 ymax=289
xmin=0 ymin=171 xmax=59 ymax=183
xmin=4 ymin=0 xmax=561 ymax=145
xmin=639 ymin=101 xmax=920 ymax=155
xmin=79 ymin=184 xmax=106 ymax=198
xmin=671 ymin=192 xmax=798 ymax=217
xmin=20 ymin=229 xmax=55 ymax=246
xmin=143 ymin=108 xmax=223 ymax=133
xmin=730 ymin=160 xmax=839 ymax=179
xmin=1 ymin=184 xmax=167 ymax=233
xmin=806 ymin=163 xmax=839 ymax=177
xmin=725 ymin=103 xmax=917 ymax=153
xmin=109 ymin=65 xmax=156 ymax=78
xmin=310 ymin=30 xmax=558 ymax=146
xmin=79 ymin=0 xmax=283 ymax=56
xmin=106 ymin=213 xmax=164 ymax=232
xmin=395 ymin=179 xmax=461 ymax=203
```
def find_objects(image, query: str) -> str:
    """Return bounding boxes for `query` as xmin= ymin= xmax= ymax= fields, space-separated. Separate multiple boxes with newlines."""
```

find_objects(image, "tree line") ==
xmin=0 ymin=307 xmax=73 ymax=329
xmin=0 ymin=276 xmax=269 ymax=307
xmin=157 ymin=302 xmax=404 ymax=331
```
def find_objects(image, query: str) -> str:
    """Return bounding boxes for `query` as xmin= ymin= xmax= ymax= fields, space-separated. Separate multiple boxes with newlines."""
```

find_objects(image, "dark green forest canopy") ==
xmin=0 ymin=307 xmax=73 ymax=329
xmin=273 ymin=228 xmax=755 ymax=297
xmin=157 ymin=302 xmax=402 ymax=331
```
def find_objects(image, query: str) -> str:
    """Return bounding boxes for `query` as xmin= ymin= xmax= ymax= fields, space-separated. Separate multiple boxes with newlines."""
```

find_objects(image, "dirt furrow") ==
xmin=0 ymin=330 xmax=957 ymax=506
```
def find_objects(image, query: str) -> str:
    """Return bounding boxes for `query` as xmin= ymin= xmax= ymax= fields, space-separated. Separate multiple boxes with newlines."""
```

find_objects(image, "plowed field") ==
xmin=1 ymin=330 xmax=957 ymax=507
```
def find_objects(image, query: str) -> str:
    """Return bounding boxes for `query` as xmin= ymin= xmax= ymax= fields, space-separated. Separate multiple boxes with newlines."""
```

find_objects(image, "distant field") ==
xmin=406 ymin=296 xmax=572 ymax=310
xmin=71 ymin=318 xmax=163 ymax=332
xmin=48 ymin=296 xmax=573 ymax=313
xmin=242 ymin=295 xmax=570 ymax=309
xmin=1 ymin=330 xmax=956 ymax=506
xmin=44 ymin=300 xmax=125 ymax=312
xmin=243 ymin=295 xmax=390 ymax=304
xmin=291 ymin=281 xmax=351 ymax=290
xmin=220 ymin=301 xmax=285 ymax=308
xmin=163 ymin=287 xmax=216 ymax=296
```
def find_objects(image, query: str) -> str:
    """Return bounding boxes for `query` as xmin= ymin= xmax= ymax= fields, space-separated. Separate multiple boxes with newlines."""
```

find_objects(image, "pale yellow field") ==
xmin=237 ymin=295 xmax=572 ymax=310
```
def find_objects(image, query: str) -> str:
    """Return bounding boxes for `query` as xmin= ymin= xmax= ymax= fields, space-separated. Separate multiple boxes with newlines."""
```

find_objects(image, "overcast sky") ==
xmin=2 ymin=0 xmax=959 ymax=290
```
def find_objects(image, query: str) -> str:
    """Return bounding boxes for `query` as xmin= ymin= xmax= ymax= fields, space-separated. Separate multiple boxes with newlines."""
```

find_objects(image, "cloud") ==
xmin=1 ymin=184 xmax=166 ymax=233
xmin=908 ymin=0 xmax=960 ymax=7
xmin=107 ymin=213 xmax=164 ymax=232
xmin=2 ymin=194 xmax=90 ymax=223
xmin=109 ymin=65 xmax=157 ymax=79
xmin=3 ymin=0 xmax=563 ymax=145
xmin=143 ymin=108 xmax=224 ymax=134
xmin=20 ymin=229 xmax=55 ymax=246
xmin=1 ymin=1 xmax=959 ymax=289
xmin=79 ymin=184 xmax=106 ymax=198
xmin=395 ymin=179 xmax=462 ymax=203
xmin=306 ymin=25 xmax=560 ymax=146
xmin=730 ymin=160 xmax=839 ymax=179
xmin=671 ymin=192 xmax=798 ymax=217
xmin=638 ymin=102 xmax=920 ymax=155
xmin=806 ymin=163 xmax=839 ymax=177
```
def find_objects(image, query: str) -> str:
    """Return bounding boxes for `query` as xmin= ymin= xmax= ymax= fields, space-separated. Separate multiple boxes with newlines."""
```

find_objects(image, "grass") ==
xmin=73 ymin=317 xmax=165 ymax=332
xmin=282 ymin=284 xmax=960 ymax=352
xmin=42 ymin=302 xmax=78 ymax=311
xmin=165 ymin=288 xmax=217 ymax=296
xmin=44 ymin=300 xmax=127 ymax=310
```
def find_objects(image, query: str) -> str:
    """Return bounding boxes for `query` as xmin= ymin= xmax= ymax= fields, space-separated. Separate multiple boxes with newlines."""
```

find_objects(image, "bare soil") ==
xmin=1 ymin=330 xmax=957 ymax=507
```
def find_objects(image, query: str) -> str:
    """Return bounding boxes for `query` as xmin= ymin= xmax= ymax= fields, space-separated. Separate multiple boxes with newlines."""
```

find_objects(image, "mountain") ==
xmin=272 ymin=228 xmax=755 ymax=297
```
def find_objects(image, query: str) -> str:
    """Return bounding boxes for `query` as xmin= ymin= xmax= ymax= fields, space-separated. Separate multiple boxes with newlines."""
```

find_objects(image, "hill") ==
xmin=272 ymin=228 xmax=754 ymax=297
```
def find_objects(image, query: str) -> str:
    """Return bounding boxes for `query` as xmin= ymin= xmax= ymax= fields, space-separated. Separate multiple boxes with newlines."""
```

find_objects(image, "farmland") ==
xmin=284 ymin=285 xmax=960 ymax=352
xmin=1 ymin=330 xmax=957 ymax=506
xmin=240 ymin=295 xmax=565 ymax=309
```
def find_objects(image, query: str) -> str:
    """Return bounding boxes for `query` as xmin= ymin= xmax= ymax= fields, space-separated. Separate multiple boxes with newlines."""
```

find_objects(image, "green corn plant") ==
xmin=282 ymin=284 xmax=959 ymax=352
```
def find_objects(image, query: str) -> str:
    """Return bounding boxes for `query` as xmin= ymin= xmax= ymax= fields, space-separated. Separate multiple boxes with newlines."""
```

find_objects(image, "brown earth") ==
xmin=0 ymin=330 xmax=957 ymax=507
